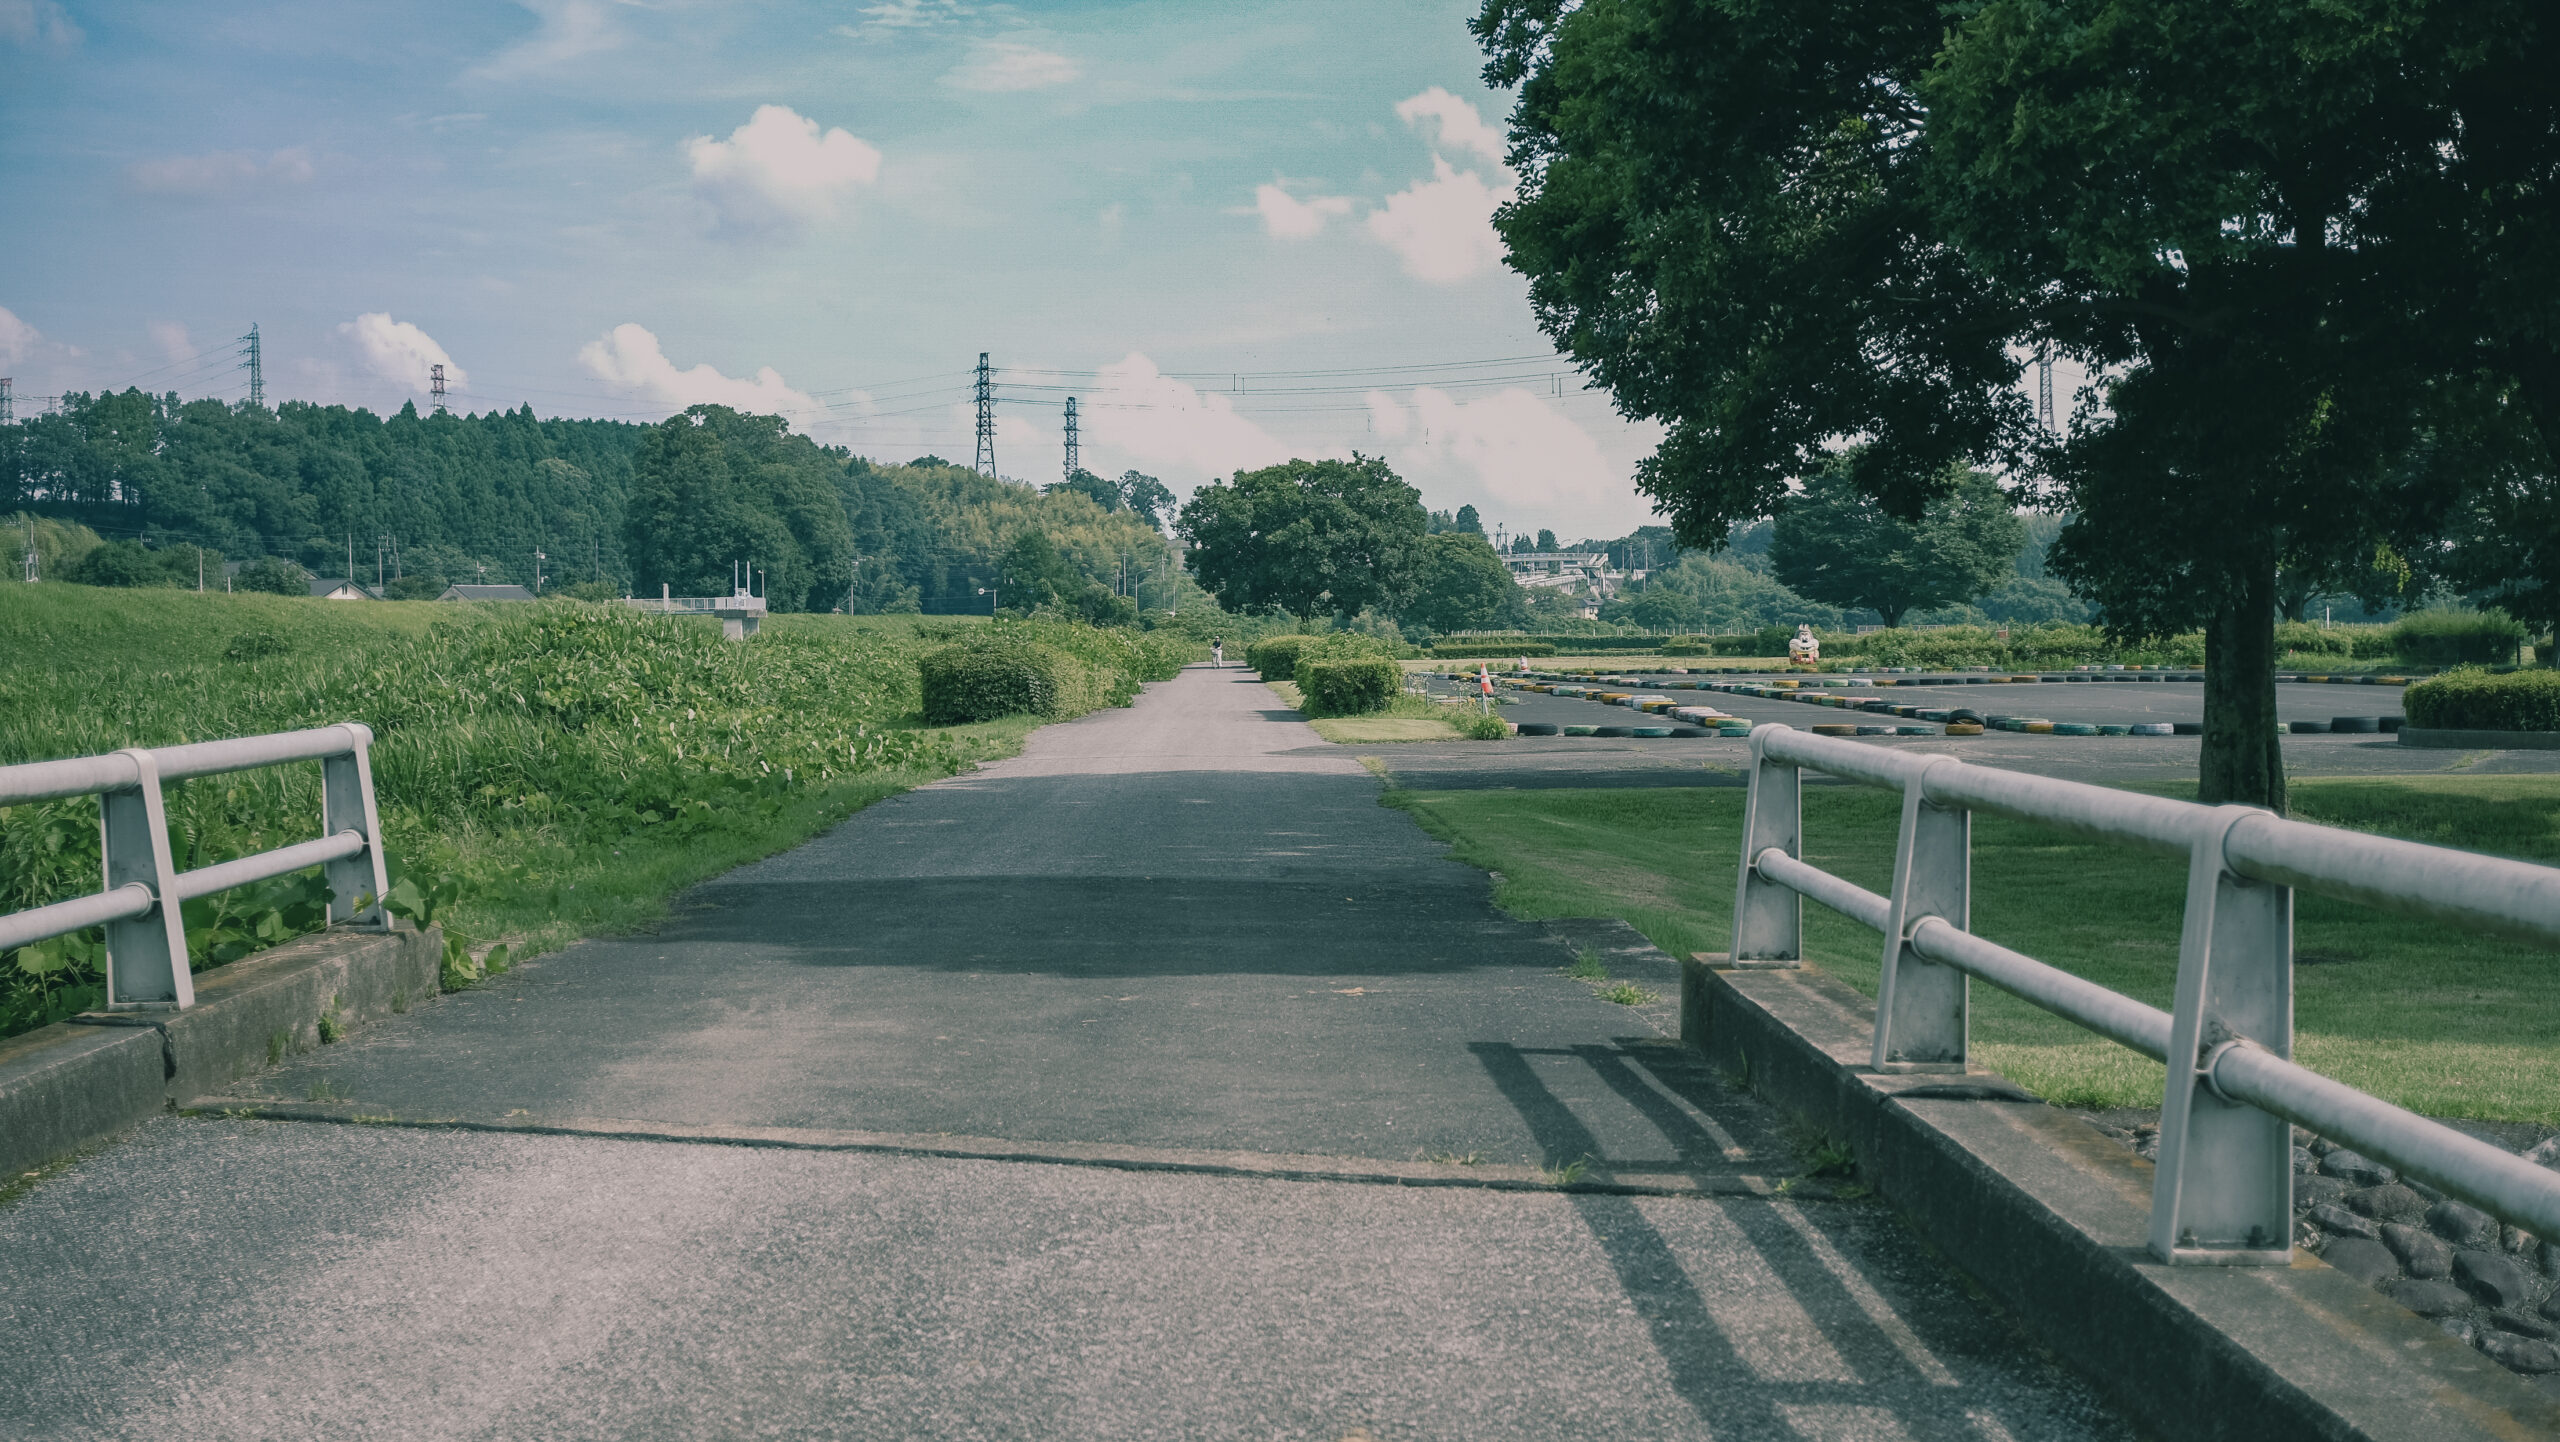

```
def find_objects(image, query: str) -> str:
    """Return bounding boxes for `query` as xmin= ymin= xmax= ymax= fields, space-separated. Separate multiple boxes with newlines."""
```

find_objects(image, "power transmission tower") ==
xmin=0 ymin=377 xmax=12 ymax=425
xmin=973 ymin=353 xmax=996 ymax=477
xmin=430 ymin=363 xmax=448 ymax=415
xmin=1062 ymin=396 xmax=1079 ymax=481
xmin=237 ymin=324 xmax=264 ymax=408
xmin=2036 ymin=344 xmax=2054 ymax=432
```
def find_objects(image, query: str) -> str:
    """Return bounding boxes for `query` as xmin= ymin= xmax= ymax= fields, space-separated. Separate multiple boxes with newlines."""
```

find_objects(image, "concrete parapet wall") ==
xmin=1682 ymin=958 xmax=2560 ymax=1442
xmin=0 ymin=923 xmax=441 ymax=1179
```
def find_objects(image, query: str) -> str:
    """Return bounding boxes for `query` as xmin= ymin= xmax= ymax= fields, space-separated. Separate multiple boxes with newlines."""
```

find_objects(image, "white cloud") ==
xmin=1366 ymin=156 xmax=1511 ymax=284
xmin=470 ymin=0 xmax=624 ymax=79
xmin=1393 ymin=86 xmax=1506 ymax=167
xmin=129 ymin=147 xmax=315 ymax=196
xmin=839 ymin=0 xmax=971 ymax=33
xmin=686 ymin=105 xmax=882 ymax=231
xmin=1085 ymin=352 xmax=1299 ymax=481
xmin=0 ymin=305 xmax=37 ymax=366
xmin=0 ymin=0 xmax=77 ymax=47
xmin=943 ymin=39 xmax=1080 ymax=92
xmin=148 ymin=321 xmax=194 ymax=364
xmin=1365 ymin=386 xmax=1645 ymax=529
xmin=1250 ymin=183 xmax=1352 ymax=241
xmin=339 ymin=313 xmax=467 ymax=395
xmin=579 ymin=323 xmax=821 ymax=422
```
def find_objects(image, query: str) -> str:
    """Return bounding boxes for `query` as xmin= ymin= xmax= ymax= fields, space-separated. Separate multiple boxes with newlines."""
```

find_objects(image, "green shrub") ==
xmin=2403 ymin=668 xmax=2560 ymax=732
xmin=1432 ymin=641 xmax=1555 ymax=658
xmin=233 ymin=558 xmax=309 ymax=596
xmin=1245 ymin=634 xmax=1316 ymax=680
xmin=919 ymin=635 xmax=1075 ymax=723
xmin=1456 ymin=711 xmax=1512 ymax=740
xmin=2273 ymin=621 xmax=2352 ymax=658
xmin=2392 ymin=608 xmax=2529 ymax=666
xmin=1246 ymin=631 xmax=1398 ymax=680
xmin=1298 ymin=658 xmax=1404 ymax=717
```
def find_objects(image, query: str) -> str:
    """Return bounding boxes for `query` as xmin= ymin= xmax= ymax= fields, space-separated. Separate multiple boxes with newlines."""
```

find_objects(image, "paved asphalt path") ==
xmin=0 ymin=666 xmax=2137 ymax=1441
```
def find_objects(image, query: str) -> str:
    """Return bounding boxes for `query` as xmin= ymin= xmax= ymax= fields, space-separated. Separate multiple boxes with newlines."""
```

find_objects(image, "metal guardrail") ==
xmin=0 ymin=724 xmax=390 ymax=1011
xmin=1732 ymin=723 xmax=2560 ymax=1263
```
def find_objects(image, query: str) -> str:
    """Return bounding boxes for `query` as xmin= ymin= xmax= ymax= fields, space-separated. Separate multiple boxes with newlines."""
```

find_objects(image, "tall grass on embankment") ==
xmin=0 ymin=586 xmax=1197 ymax=1036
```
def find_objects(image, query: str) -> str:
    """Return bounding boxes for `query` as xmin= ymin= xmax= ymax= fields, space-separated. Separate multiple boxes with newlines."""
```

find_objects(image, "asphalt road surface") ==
xmin=0 ymin=666 xmax=2138 ymax=1441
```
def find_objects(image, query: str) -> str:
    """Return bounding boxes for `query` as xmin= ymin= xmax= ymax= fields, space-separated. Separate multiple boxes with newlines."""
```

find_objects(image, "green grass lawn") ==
xmin=1386 ymin=774 xmax=2560 ymax=1123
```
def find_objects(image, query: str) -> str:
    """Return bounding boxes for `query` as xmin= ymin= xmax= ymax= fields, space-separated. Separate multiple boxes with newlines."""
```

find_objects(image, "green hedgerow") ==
xmin=1298 ymin=658 xmax=1404 ymax=717
xmin=2404 ymin=668 xmax=2560 ymax=732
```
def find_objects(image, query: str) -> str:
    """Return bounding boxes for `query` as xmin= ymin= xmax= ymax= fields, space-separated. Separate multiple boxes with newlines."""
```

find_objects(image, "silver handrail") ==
xmin=0 ymin=725 xmax=390 ymax=1011
xmin=1730 ymin=723 xmax=2560 ymax=1263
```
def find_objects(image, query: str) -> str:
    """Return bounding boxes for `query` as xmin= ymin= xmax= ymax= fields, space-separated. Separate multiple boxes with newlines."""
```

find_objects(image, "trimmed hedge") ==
xmin=2403 ymin=668 xmax=2560 ymax=732
xmin=1432 ymin=641 xmax=1555 ymax=658
xmin=1246 ymin=631 xmax=1399 ymax=681
xmin=2391 ymin=608 xmax=2529 ymax=666
xmin=919 ymin=635 xmax=1075 ymax=722
xmin=1298 ymin=658 xmax=1404 ymax=717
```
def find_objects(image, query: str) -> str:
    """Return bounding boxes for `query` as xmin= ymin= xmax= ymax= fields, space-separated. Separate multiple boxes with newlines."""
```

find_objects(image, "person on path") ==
xmin=1211 ymin=638 xmax=1223 ymax=668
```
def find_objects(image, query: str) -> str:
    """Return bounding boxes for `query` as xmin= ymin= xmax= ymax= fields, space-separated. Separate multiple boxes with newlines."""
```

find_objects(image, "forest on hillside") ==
xmin=0 ymin=391 xmax=1180 ymax=614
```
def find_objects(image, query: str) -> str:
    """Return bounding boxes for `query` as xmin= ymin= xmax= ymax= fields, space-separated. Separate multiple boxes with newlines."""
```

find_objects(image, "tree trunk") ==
xmin=2199 ymin=561 xmax=2285 ymax=812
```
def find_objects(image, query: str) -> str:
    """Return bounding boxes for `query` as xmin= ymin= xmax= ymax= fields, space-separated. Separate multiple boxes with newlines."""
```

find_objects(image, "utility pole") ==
xmin=973 ymin=352 xmax=997 ymax=478
xmin=22 ymin=515 xmax=35 ymax=583
xmin=0 ymin=377 xmax=12 ymax=425
xmin=430 ymin=363 xmax=448 ymax=416
xmin=533 ymin=549 xmax=546 ymax=593
xmin=1063 ymin=397 xmax=1079 ymax=482
xmin=238 ymin=324 xmax=264 ymax=408
xmin=347 ymin=532 xmax=355 ymax=586
xmin=2036 ymin=344 xmax=2054 ymax=432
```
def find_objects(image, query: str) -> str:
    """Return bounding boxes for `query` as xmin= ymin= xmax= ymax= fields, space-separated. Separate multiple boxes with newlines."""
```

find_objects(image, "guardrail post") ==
xmin=1873 ymin=764 xmax=1967 ymax=1071
xmin=1731 ymin=727 xmax=1802 ymax=967
xmin=100 ymin=749 xmax=193 ymax=1009
xmin=320 ymin=724 xmax=391 ymax=928
xmin=2151 ymin=805 xmax=2293 ymax=1264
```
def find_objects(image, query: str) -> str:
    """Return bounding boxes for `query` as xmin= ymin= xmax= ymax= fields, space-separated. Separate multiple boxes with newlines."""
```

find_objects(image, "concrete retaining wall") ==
xmin=0 ymin=923 xmax=441 ymax=1180
xmin=1682 ymin=958 xmax=2560 ymax=1441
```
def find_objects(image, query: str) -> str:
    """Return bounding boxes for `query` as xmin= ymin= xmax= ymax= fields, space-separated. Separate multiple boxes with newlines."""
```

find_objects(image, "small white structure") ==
xmin=626 ymin=584 xmax=768 ymax=640
xmin=309 ymin=578 xmax=379 ymax=601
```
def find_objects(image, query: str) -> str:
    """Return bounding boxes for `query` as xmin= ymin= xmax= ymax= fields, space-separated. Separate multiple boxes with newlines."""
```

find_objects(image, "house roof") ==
xmin=437 ymin=584 xmax=538 ymax=602
xmin=309 ymin=578 xmax=380 ymax=599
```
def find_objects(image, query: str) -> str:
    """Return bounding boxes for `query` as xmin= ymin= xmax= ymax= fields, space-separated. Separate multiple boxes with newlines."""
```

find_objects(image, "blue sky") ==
xmin=0 ymin=0 xmax=1668 ymax=539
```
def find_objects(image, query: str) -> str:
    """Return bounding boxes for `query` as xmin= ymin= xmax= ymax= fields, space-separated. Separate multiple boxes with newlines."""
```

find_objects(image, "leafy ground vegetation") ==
xmin=0 ymin=585 xmax=1193 ymax=1036
xmin=1387 ymin=776 xmax=2560 ymax=1125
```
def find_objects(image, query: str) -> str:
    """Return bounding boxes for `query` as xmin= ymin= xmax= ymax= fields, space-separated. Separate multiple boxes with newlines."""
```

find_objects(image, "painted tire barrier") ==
xmin=2053 ymin=722 xmax=2099 ymax=736
xmin=1718 ymin=725 xmax=1752 ymax=737
xmin=1945 ymin=722 xmax=1984 ymax=736
xmin=1631 ymin=726 xmax=1673 ymax=738
xmin=1946 ymin=709 xmax=1983 ymax=725
xmin=2330 ymin=716 xmax=2380 ymax=734
xmin=2173 ymin=722 xmax=2203 ymax=736
xmin=1669 ymin=727 xmax=1709 ymax=738
xmin=1563 ymin=725 xmax=1598 ymax=736
xmin=1594 ymin=725 xmax=1633 ymax=738
xmin=1811 ymin=723 xmax=1856 ymax=736
xmin=1514 ymin=722 xmax=1560 ymax=736
xmin=2381 ymin=715 xmax=2405 ymax=732
xmin=2130 ymin=723 xmax=2174 ymax=736
xmin=2024 ymin=721 xmax=2055 ymax=734
xmin=2288 ymin=721 xmax=2330 ymax=734
xmin=1856 ymin=725 xmax=1891 ymax=735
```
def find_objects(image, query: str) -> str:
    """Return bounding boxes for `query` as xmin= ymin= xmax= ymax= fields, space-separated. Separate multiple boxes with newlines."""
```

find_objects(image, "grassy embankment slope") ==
xmin=0 ymin=586 xmax=1194 ymax=1035
xmin=1388 ymin=777 xmax=2560 ymax=1124
xmin=1264 ymin=677 xmax=1464 ymax=742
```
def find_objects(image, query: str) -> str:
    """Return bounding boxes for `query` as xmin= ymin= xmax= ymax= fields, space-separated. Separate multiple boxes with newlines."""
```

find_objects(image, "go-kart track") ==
xmin=1425 ymin=668 xmax=2411 ymax=740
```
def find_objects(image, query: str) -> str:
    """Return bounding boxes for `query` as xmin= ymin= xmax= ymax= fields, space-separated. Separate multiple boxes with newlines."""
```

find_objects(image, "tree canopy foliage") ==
xmin=1771 ymin=462 xmax=2023 ymax=627
xmin=1176 ymin=455 xmax=1429 ymax=620
xmin=1476 ymin=0 xmax=2560 ymax=807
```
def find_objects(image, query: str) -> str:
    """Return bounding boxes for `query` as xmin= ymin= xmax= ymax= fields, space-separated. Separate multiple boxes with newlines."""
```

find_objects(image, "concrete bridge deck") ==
xmin=0 ymin=666 xmax=2135 ymax=1440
